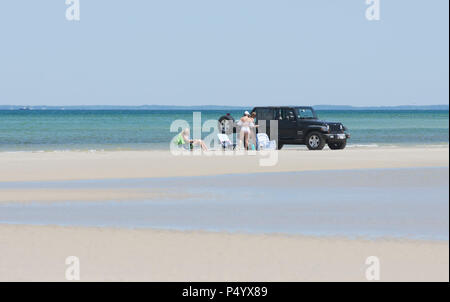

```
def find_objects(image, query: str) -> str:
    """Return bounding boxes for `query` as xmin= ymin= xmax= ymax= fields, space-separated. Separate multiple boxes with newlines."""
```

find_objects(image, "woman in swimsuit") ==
xmin=237 ymin=111 xmax=253 ymax=149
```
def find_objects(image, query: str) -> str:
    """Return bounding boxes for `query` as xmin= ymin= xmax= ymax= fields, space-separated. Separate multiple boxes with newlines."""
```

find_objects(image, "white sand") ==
xmin=0 ymin=224 xmax=447 ymax=282
xmin=0 ymin=147 xmax=448 ymax=182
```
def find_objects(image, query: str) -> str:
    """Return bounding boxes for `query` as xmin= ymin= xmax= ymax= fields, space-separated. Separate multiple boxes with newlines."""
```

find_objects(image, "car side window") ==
xmin=275 ymin=109 xmax=282 ymax=120
xmin=281 ymin=108 xmax=296 ymax=121
xmin=298 ymin=108 xmax=315 ymax=119
xmin=255 ymin=109 xmax=262 ymax=120
xmin=257 ymin=108 xmax=275 ymax=120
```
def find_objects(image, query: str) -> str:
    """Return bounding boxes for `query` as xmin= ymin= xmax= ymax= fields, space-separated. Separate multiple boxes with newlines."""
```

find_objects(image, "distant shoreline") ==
xmin=0 ymin=105 xmax=449 ymax=111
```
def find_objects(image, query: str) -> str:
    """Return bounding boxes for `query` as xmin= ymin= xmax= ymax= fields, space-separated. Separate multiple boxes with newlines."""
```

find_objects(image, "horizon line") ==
xmin=1 ymin=104 xmax=448 ymax=107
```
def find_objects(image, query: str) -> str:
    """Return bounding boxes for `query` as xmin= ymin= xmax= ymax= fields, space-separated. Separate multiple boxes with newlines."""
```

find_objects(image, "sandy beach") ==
xmin=0 ymin=147 xmax=448 ymax=182
xmin=0 ymin=224 xmax=448 ymax=282
xmin=1 ymin=0 xmax=449 ymax=287
xmin=0 ymin=147 xmax=448 ymax=281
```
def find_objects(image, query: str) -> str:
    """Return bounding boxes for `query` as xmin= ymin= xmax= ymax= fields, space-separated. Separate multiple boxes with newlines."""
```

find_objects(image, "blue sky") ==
xmin=0 ymin=0 xmax=448 ymax=106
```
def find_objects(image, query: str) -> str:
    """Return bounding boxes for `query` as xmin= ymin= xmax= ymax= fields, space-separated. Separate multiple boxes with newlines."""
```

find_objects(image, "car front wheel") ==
xmin=306 ymin=132 xmax=326 ymax=150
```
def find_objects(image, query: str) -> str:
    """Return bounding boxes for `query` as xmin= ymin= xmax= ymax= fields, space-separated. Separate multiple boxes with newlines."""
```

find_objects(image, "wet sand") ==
xmin=0 ymin=168 xmax=448 ymax=240
xmin=0 ymin=147 xmax=448 ymax=281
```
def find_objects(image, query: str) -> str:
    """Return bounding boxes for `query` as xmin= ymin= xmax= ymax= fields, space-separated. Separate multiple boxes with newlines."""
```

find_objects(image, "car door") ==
xmin=296 ymin=108 xmax=316 ymax=141
xmin=277 ymin=108 xmax=297 ymax=140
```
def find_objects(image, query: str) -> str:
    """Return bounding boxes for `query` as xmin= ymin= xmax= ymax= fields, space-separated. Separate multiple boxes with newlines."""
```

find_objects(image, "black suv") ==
xmin=218 ymin=106 xmax=350 ymax=150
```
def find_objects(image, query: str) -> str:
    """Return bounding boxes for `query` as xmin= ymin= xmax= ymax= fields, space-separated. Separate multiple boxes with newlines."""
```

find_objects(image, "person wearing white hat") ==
xmin=236 ymin=111 xmax=253 ymax=149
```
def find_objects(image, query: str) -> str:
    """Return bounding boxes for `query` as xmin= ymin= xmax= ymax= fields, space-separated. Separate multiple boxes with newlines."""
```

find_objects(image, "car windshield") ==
xmin=296 ymin=108 xmax=317 ymax=119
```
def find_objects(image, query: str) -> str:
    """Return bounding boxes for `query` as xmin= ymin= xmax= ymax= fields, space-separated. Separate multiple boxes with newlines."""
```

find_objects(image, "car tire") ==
xmin=328 ymin=140 xmax=347 ymax=150
xmin=218 ymin=115 xmax=235 ymax=134
xmin=306 ymin=132 xmax=326 ymax=150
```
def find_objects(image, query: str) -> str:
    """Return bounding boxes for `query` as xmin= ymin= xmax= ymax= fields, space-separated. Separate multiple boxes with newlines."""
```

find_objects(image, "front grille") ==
xmin=329 ymin=124 xmax=343 ymax=133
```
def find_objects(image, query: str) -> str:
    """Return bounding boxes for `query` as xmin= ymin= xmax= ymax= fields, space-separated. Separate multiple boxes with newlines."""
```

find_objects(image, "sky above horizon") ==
xmin=0 ymin=0 xmax=448 ymax=107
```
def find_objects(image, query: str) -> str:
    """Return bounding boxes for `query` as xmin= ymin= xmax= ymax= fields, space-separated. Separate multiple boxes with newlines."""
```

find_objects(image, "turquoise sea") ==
xmin=0 ymin=110 xmax=448 ymax=151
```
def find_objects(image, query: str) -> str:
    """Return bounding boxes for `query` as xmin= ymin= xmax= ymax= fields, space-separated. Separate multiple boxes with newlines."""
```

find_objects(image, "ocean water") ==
xmin=0 ymin=110 xmax=448 ymax=151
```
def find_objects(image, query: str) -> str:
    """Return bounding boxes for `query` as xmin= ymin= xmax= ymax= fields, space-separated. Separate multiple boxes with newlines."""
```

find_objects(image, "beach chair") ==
xmin=217 ymin=133 xmax=236 ymax=150
xmin=256 ymin=133 xmax=277 ymax=150
xmin=174 ymin=134 xmax=192 ymax=150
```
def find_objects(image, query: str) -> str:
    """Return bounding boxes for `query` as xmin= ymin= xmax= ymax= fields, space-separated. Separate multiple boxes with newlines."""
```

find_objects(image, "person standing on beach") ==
xmin=249 ymin=112 xmax=259 ymax=149
xmin=237 ymin=111 xmax=253 ymax=150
